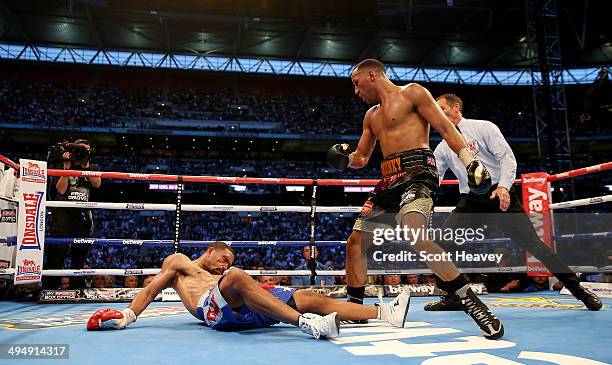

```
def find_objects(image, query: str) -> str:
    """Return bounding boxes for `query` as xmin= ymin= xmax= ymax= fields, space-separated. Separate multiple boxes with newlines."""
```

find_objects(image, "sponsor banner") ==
xmin=80 ymin=288 xmax=148 ymax=302
xmin=125 ymin=203 xmax=145 ymax=210
xmin=521 ymin=172 xmax=553 ymax=277
xmin=69 ymin=288 xmax=149 ymax=302
xmin=128 ymin=173 xmax=149 ymax=179
xmin=365 ymin=284 xmax=384 ymax=297
xmin=212 ymin=206 xmax=234 ymax=211
xmin=71 ymin=269 xmax=96 ymax=276
xmin=14 ymin=159 xmax=47 ymax=285
xmin=161 ymin=288 xmax=181 ymax=301
xmin=40 ymin=290 xmax=80 ymax=302
xmin=82 ymin=288 xmax=120 ymax=301
xmin=122 ymin=239 xmax=144 ymax=246
xmin=385 ymin=283 xmax=488 ymax=297
xmin=259 ymin=206 xmax=278 ymax=212
xmin=385 ymin=284 xmax=442 ymax=297
xmin=561 ymin=282 xmax=612 ymax=299
xmin=256 ymin=241 xmax=278 ymax=246
xmin=0 ymin=209 xmax=16 ymax=223
xmin=297 ymin=284 xmax=488 ymax=298
xmin=73 ymin=238 xmax=95 ymax=245
xmin=298 ymin=285 xmax=347 ymax=298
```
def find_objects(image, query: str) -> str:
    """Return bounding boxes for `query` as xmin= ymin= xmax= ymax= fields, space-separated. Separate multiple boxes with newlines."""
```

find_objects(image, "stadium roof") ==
xmin=0 ymin=0 xmax=610 ymax=70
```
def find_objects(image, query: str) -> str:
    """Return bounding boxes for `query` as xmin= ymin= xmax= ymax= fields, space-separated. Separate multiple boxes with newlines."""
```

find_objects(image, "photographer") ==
xmin=45 ymin=139 xmax=101 ymax=289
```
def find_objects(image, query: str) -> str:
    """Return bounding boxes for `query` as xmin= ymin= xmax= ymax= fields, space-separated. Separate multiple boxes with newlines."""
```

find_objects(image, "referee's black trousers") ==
xmin=435 ymin=186 xmax=580 ymax=291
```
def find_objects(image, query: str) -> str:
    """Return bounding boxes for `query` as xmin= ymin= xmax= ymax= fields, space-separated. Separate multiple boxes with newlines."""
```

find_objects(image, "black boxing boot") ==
xmin=424 ymin=293 xmax=464 ymax=311
xmin=424 ymin=276 xmax=463 ymax=311
xmin=558 ymin=273 xmax=603 ymax=311
xmin=456 ymin=284 xmax=504 ymax=340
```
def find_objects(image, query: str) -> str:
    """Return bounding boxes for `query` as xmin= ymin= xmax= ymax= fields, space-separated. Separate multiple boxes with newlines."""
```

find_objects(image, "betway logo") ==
xmin=73 ymin=238 xmax=95 ymax=244
xmin=527 ymin=187 xmax=548 ymax=237
xmin=81 ymin=171 xmax=102 ymax=177
xmin=129 ymin=173 xmax=150 ymax=178
xmin=522 ymin=177 xmax=547 ymax=184
xmin=122 ymin=240 xmax=144 ymax=245
xmin=527 ymin=188 xmax=547 ymax=212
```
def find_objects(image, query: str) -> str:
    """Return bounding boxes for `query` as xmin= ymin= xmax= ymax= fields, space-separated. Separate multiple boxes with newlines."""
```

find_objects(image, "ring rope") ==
xmin=42 ymin=201 xmax=452 ymax=213
xmin=2 ymin=266 xmax=612 ymax=277
xmin=36 ymin=196 xmax=611 ymax=212
xmin=3 ymin=233 xmax=610 ymax=248
xmin=549 ymin=195 xmax=612 ymax=209
xmin=1 ymin=154 xmax=610 ymax=184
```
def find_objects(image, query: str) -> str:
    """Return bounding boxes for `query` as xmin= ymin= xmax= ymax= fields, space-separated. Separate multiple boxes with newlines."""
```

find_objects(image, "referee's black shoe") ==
xmin=424 ymin=293 xmax=464 ymax=311
xmin=567 ymin=284 xmax=603 ymax=311
xmin=457 ymin=285 xmax=504 ymax=340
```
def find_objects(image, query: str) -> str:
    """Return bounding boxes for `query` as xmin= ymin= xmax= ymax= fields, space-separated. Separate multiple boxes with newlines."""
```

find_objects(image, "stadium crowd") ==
xmin=1 ymin=80 xmax=606 ymax=136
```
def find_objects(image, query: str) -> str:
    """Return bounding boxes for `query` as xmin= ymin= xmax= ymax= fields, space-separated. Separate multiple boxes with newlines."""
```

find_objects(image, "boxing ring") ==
xmin=0 ymin=154 xmax=611 ymax=364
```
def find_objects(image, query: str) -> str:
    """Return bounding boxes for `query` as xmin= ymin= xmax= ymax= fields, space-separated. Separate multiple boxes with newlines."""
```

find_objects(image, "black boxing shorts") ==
xmin=353 ymin=148 xmax=438 ymax=233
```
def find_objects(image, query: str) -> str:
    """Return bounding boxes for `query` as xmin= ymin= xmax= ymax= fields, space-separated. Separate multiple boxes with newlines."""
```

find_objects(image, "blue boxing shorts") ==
xmin=196 ymin=276 xmax=297 ymax=331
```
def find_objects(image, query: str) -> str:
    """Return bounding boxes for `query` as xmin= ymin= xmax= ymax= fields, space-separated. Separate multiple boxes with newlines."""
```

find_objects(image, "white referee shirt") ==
xmin=434 ymin=117 xmax=517 ymax=194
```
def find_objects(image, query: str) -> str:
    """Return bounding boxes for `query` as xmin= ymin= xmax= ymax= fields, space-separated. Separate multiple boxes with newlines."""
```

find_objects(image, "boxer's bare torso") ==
xmin=364 ymin=84 xmax=431 ymax=158
xmin=128 ymin=250 xmax=233 ymax=319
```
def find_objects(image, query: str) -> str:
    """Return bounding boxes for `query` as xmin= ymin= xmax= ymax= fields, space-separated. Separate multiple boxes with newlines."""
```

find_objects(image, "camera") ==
xmin=48 ymin=140 xmax=93 ymax=166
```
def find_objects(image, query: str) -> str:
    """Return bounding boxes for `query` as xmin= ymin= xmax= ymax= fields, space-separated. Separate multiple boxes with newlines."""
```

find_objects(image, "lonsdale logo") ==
xmin=20 ymin=192 xmax=44 ymax=250
xmin=22 ymin=162 xmax=45 ymax=183
xmin=16 ymin=258 xmax=41 ymax=276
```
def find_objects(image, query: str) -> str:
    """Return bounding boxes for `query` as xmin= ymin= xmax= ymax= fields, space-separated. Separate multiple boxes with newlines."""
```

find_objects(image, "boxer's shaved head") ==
xmin=351 ymin=59 xmax=388 ymax=104
xmin=353 ymin=59 xmax=386 ymax=75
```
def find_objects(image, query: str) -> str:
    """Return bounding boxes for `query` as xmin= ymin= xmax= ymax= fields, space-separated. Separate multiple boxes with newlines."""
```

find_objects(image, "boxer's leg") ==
xmin=219 ymin=268 xmax=301 ymax=325
xmin=293 ymin=289 xmax=377 ymax=320
xmin=292 ymin=289 xmax=409 ymax=327
xmin=426 ymin=196 xmax=475 ymax=311
xmin=215 ymin=269 xmax=340 ymax=338
xmin=402 ymin=211 xmax=463 ymax=283
xmin=345 ymin=229 xmax=372 ymax=304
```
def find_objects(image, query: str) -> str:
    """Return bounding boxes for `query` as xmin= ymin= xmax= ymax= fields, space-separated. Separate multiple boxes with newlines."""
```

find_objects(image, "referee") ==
xmin=427 ymin=94 xmax=601 ymax=311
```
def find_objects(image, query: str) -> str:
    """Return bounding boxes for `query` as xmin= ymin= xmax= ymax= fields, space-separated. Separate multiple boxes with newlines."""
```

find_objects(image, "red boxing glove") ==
xmin=257 ymin=282 xmax=276 ymax=291
xmin=87 ymin=308 xmax=136 ymax=331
